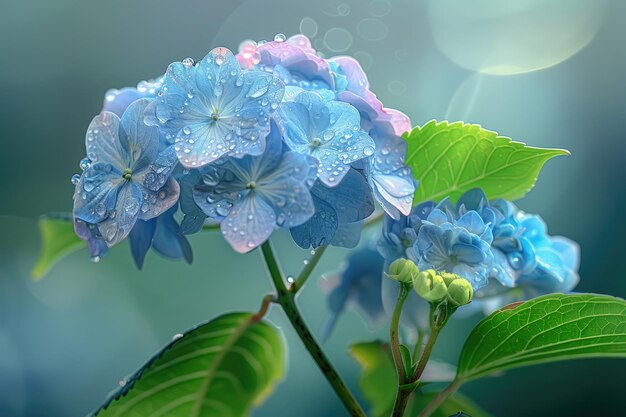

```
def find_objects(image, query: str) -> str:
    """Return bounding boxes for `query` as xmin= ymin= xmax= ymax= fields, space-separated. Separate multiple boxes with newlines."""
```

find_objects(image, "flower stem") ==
xmin=417 ymin=379 xmax=462 ymax=417
xmin=411 ymin=326 xmax=441 ymax=381
xmin=293 ymin=245 xmax=327 ymax=293
xmin=260 ymin=242 xmax=367 ymax=417
xmin=390 ymin=284 xmax=410 ymax=383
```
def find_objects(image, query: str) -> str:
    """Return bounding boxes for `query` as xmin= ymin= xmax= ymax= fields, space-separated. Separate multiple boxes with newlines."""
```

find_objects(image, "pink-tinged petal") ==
xmin=257 ymin=41 xmax=335 ymax=88
xmin=287 ymin=34 xmax=315 ymax=54
xmin=380 ymin=108 xmax=412 ymax=136
xmin=329 ymin=56 xmax=370 ymax=94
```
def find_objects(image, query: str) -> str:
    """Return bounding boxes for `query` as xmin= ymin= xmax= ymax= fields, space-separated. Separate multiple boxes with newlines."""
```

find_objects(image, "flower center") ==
xmin=246 ymin=181 xmax=257 ymax=190
xmin=210 ymin=111 xmax=220 ymax=122
xmin=310 ymin=137 xmax=322 ymax=148
xmin=122 ymin=168 xmax=133 ymax=180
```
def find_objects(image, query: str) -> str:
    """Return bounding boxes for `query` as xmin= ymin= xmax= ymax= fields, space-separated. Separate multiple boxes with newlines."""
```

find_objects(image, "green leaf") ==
xmin=407 ymin=391 xmax=493 ymax=417
xmin=403 ymin=120 xmax=568 ymax=204
xmin=93 ymin=312 xmax=285 ymax=417
xmin=350 ymin=341 xmax=397 ymax=417
xmin=32 ymin=213 xmax=84 ymax=280
xmin=457 ymin=293 xmax=626 ymax=382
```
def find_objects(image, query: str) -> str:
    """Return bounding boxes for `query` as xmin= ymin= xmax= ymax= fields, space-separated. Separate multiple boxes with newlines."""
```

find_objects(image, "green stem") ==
xmin=390 ymin=284 xmax=411 ymax=417
xmin=293 ymin=245 xmax=327 ymax=293
xmin=260 ymin=242 xmax=367 ymax=417
xmin=411 ymin=326 xmax=441 ymax=381
xmin=390 ymin=284 xmax=410 ymax=383
xmin=417 ymin=379 xmax=462 ymax=417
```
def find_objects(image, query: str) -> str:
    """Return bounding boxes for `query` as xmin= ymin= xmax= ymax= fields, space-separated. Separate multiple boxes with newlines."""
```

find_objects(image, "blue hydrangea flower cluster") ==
xmin=71 ymin=34 xmax=416 ymax=265
xmin=377 ymin=188 xmax=580 ymax=315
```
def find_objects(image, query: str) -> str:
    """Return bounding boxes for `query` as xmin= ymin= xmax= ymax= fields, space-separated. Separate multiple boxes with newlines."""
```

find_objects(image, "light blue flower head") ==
xmin=290 ymin=169 xmax=374 ymax=249
xmin=73 ymin=99 xmax=180 ymax=247
xmin=279 ymin=90 xmax=376 ymax=187
xmin=146 ymin=47 xmax=285 ymax=168
xmin=192 ymin=124 xmax=318 ymax=253
xmin=379 ymin=194 xmax=495 ymax=290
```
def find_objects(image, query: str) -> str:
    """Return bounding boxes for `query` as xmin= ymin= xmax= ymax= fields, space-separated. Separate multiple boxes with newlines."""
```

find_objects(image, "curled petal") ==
xmin=129 ymin=219 xmax=157 ymax=269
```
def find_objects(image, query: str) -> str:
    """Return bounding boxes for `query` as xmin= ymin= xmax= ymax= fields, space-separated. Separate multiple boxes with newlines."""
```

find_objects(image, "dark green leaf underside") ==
xmin=404 ymin=120 xmax=568 ymax=204
xmin=93 ymin=312 xmax=285 ymax=417
xmin=457 ymin=293 xmax=626 ymax=382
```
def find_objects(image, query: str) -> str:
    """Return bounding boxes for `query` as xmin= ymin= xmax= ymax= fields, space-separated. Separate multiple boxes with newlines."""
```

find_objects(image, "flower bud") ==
xmin=440 ymin=271 xmax=460 ymax=286
xmin=446 ymin=278 xmax=474 ymax=307
xmin=385 ymin=258 xmax=419 ymax=284
xmin=413 ymin=269 xmax=448 ymax=302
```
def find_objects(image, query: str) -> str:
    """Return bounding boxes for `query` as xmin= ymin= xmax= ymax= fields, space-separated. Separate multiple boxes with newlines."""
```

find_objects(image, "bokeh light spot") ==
xmin=429 ymin=0 xmax=608 ymax=75
xmin=357 ymin=18 xmax=389 ymax=42
xmin=324 ymin=27 xmax=353 ymax=52
xmin=299 ymin=17 xmax=319 ymax=38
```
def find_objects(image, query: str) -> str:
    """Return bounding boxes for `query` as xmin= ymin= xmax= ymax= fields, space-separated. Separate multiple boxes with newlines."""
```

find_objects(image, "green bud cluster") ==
xmin=384 ymin=259 xmax=474 ymax=307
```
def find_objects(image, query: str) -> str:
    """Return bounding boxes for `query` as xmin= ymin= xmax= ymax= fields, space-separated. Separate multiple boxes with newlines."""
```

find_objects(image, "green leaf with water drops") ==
xmin=403 ymin=120 xmax=569 ymax=204
xmin=350 ymin=341 xmax=397 ymax=417
xmin=456 ymin=293 xmax=626 ymax=383
xmin=407 ymin=391 xmax=493 ymax=417
xmin=32 ymin=213 xmax=83 ymax=280
xmin=92 ymin=312 xmax=285 ymax=417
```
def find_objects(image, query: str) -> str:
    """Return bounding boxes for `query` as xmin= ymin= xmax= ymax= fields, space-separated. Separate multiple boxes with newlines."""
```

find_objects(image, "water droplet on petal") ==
xmin=79 ymin=158 xmax=91 ymax=171
xmin=274 ymin=33 xmax=287 ymax=42
xmin=70 ymin=174 xmax=80 ymax=185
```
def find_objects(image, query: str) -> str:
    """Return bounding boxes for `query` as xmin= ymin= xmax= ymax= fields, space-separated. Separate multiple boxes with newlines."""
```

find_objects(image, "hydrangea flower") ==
xmin=279 ymin=90 xmax=376 ymax=186
xmin=290 ymin=168 xmax=374 ymax=248
xmin=146 ymin=48 xmax=285 ymax=167
xmin=73 ymin=99 xmax=180 ymax=246
xmin=191 ymin=124 xmax=317 ymax=253
xmin=322 ymin=242 xmax=386 ymax=339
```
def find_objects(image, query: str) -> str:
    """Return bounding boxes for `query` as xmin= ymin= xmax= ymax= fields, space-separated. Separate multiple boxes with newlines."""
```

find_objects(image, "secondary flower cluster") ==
xmin=322 ymin=190 xmax=579 ymax=337
xmin=378 ymin=188 xmax=580 ymax=315
xmin=71 ymin=34 xmax=416 ymax=265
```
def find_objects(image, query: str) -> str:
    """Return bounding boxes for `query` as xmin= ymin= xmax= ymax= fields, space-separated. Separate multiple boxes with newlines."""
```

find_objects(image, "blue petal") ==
xmin=179 ymin=170 xmax=207 ymax=234
xmin=138 ymin=177 xmax=180 ymax=220
xmin=128 ymin=218 xmax=157 ymax=269
xmin=290 ymin=196 xmax=338 ymax=249
xmin=97 ymin=181 xmax=143 ymax=246
xmin=313 ymin=168 xmax=374 ymax=223
xmin=330 ymin=221 xmax=363 ymax=248
xmin=85 ymin=111 xmax=127 ymax=170
xmin=152 ymin=206 xmax=193 ymax=263
xmin=119 ymin=99 xmax=160 ymax=170
xmin=74 ymin=218 xmax=108 ymax=258
xmin=221 ymin=194 xmax=276 ymax=253
xmin=323 ymin=244 xmax=386 ymax=339
xmin=73 ymin=163 xmax=122 ymax=224
xmin=367 ymin=133 xmax=415 ymax=218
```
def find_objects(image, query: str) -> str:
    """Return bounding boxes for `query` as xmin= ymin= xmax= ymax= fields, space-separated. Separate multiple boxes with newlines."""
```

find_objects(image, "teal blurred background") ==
xmin=1 ymin=0 xmax=625 ymax=416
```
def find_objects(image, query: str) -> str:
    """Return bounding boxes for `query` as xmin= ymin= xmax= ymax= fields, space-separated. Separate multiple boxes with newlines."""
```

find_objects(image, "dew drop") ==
xmin=274 ymin=33 xmax=287 ymax=42
xmin=286 ymin=275 xmax=295 ymax=284
xmin=172 ymin=333 xmax=184 ymax=341
xmin=79 ymin=158 xmax=91 ymax=171
xmin=91 ymin=255 xmax=101 ymax=263
xmin=70 ymin=174 xmax=80 ymax=185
